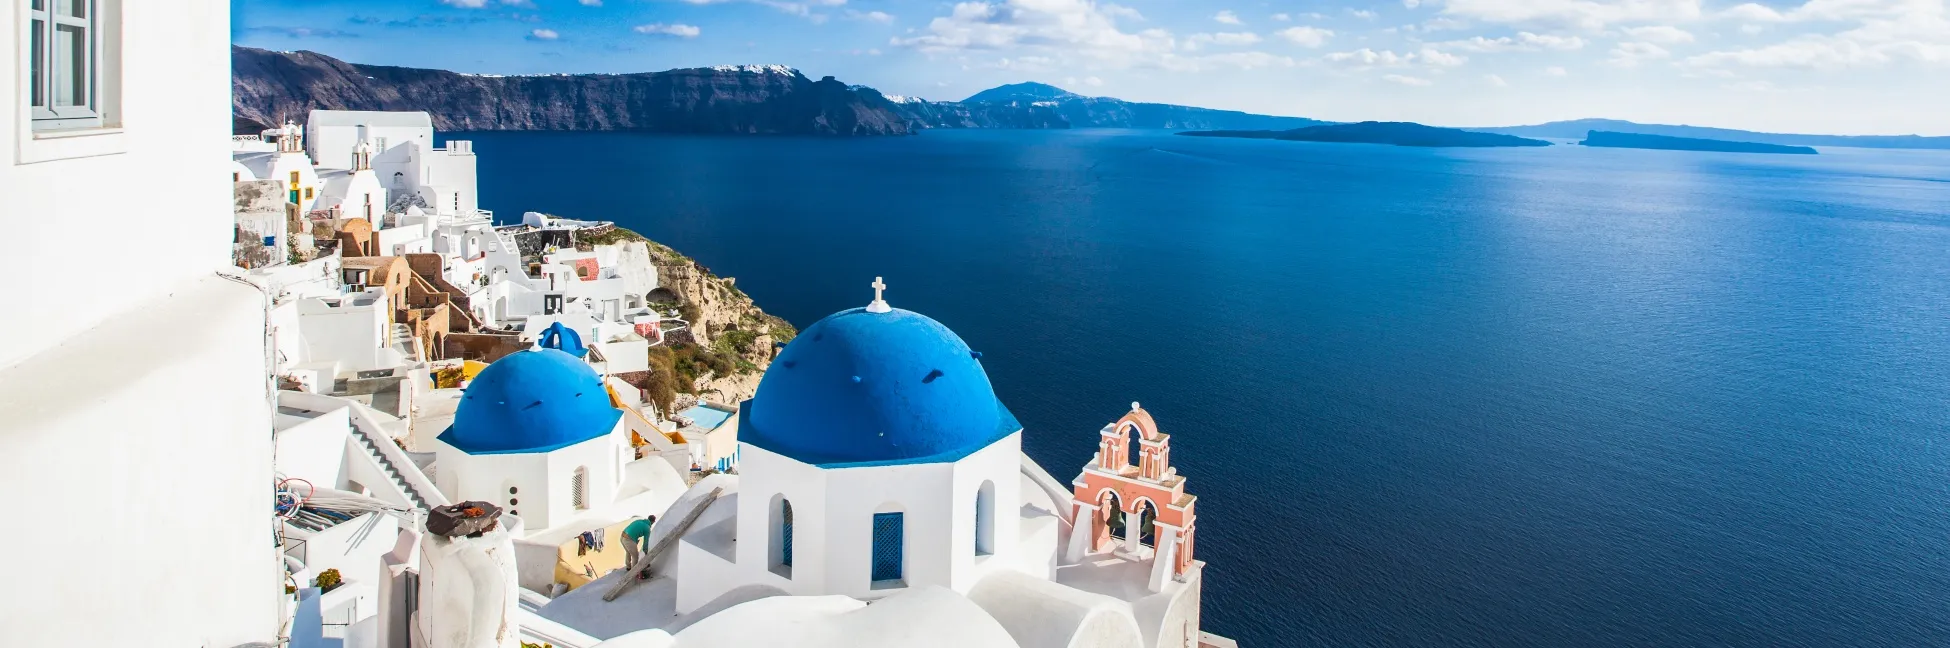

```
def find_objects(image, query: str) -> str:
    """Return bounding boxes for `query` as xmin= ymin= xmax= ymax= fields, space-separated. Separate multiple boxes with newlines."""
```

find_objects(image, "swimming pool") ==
xmin=678 ymin=405 xmax=733 ymax=430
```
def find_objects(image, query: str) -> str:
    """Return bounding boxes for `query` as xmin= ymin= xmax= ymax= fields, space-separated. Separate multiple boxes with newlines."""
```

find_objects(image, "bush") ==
xmin=313 ymin=568 xmax=343 ymax=593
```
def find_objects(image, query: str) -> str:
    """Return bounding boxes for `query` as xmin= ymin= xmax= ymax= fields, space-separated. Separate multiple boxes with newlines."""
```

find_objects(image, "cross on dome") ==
xmin=866 ymin=276 xmax=891 ymax=313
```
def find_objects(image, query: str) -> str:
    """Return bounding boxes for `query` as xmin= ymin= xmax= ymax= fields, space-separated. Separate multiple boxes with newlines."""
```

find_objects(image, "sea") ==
xmin=455 ymin=128 xmax=1950 ymax=647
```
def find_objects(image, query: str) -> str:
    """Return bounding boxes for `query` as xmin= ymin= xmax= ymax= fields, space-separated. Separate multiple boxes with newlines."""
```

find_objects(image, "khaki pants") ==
xmin=623 ymin=538 xmax=641 ymax=569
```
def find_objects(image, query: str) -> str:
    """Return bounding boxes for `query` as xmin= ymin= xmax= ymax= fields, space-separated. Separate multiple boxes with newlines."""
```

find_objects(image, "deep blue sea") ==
xmin=457 ymin=129 xmax=1950 ymax=647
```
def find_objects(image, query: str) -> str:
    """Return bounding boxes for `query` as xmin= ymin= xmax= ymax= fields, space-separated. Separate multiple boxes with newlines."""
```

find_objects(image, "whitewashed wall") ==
xmin=0 ymin=1 xmax=280 ymax=644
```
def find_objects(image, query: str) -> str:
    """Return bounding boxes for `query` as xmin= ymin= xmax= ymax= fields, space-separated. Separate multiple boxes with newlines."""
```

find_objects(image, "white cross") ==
xmin=867 ymin=276 xmax=891 ymax=313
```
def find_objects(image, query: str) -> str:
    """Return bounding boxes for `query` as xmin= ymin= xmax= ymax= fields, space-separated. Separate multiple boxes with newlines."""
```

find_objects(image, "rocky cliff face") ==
xmin=232 ymin=46 xmax=913 ymax=136
xmin=234 ymin=46 xmax=1328 ymax=136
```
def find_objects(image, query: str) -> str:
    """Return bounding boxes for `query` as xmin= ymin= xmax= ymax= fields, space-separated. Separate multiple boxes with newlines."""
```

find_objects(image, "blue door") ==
xmin=872 ymin=512 xmax=904 ymax=582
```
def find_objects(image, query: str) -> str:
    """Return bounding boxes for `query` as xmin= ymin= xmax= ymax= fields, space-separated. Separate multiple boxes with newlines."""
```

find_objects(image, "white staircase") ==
xmin=344 ymin=403 xmax=449 ymax=510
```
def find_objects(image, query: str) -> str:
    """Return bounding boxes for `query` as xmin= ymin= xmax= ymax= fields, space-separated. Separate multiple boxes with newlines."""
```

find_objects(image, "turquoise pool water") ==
xmin=679 ymin=404 xmax=734 ymax=430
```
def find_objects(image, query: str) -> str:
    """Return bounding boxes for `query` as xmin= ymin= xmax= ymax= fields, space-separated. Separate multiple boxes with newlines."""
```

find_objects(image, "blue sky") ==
xmin=232 ymin=0 xmax=1948 ymax=135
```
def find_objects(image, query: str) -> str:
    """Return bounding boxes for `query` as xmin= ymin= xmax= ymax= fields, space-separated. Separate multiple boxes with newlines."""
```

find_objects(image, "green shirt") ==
xmin=623 ymin=519 xmax=653 ymax=548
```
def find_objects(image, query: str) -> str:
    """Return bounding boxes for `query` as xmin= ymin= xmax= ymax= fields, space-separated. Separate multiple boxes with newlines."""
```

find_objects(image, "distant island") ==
xmin=1579 ymin=131 xmax=1818 ymax=155
xmin=1467 ymin=118 xmax=1947 ymax=150
xmin=1180 ymin=121 xmax=1553 ymax=148
xmin=230 ymin=47 xmax=1948 ymax=146
xmin=232 ymin=48 xmax=1325 ymax=136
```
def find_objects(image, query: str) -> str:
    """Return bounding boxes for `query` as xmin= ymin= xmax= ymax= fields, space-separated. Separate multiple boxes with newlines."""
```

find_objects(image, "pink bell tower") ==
xmin=1067 ymin=402 xmax=1199 ymax=592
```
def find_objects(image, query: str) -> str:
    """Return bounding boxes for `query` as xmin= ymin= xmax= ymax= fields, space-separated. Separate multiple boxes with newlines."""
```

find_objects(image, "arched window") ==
xmin=571 ymin=466 xmax=589 ymax=510
xmin=1126 ymin=425 xmax=1143 ymax=471
xmin=392 ymin=171 xmax=405 ymax=188
xmin=773 ymin=496 xmax=794 ymax=573
xmin=1137 ymin=500 xmax=1159 ymax=547
xmin=974 ymin=481 xmax=995 ymax=557
xmin=872 ymin=509 xmax=904 ymax=585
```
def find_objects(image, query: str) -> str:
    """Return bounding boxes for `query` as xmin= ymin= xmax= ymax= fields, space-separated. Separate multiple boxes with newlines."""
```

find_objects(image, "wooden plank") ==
xmin=602 ymin=486 xmax=723 ymax=602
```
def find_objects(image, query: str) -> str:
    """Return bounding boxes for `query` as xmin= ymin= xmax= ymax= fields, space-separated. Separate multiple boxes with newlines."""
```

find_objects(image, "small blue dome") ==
xmin=539 ymin=321 xmax=587 ymax=358
xmin=742 ymin=307 xmax=1020 ymax=467
xmin=440 ymin=348 xmax=621 ymax=454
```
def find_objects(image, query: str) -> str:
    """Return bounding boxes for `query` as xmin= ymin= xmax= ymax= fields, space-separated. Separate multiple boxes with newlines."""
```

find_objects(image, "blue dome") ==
xmin=742 ymin=307 xmax=1020 ymax=467
xmin=440 ymin=348 xmax=621 ymax=454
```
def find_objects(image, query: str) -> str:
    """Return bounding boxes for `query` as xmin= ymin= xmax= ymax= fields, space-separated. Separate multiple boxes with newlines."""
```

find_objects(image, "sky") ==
xmin=231 ymin=0 xmax=1949 ymax=135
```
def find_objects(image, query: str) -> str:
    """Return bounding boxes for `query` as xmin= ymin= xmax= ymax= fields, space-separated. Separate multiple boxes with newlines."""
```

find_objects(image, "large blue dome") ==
xmin=742 ymin=306 xmax=1020 ymax=467
xmin=440 ymin=348 xmax=621 ymax=454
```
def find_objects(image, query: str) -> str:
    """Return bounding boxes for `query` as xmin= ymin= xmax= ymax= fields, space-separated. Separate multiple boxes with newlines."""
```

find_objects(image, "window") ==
xmin=871 ymin=512 xmax=904 ymax=584
xmin=571 ymin=466 xmax=588 ymax=510
xmin=304 ymin=187 xmax=314 ymax=200
xmin=26 ymin=0 xmax=101 ymax=130
xmin=975 ymin=481 xmax=995 ymax=557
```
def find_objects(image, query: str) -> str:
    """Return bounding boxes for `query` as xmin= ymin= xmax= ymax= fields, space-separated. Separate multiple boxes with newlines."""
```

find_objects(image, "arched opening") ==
xmin=872 ymin=506 xmax=905 ymax=586
xmin=392 ymin=171 xmax=405 ymax=189
xmin=1125 ymin=425 xmax=1143 ymax=471
xmin=571 ymin=466 xmax=589 ymax=510
xmin=1103 ymin=492 xmax=1126 ymax=542
xmin=974 ymin=480 xmax=996 ymax=556
xmin=772 ymin=495 xmax=794 ymax=575
xmin=1136 ymin=499 xmax=1159 ymax=547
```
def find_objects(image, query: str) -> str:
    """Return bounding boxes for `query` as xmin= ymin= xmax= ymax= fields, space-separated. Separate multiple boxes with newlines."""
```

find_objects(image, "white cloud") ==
xmin=1545 ymin=64 xmax=1569 ymax=74
xmin=1624 ymin=25 xmax=1695 ymax=43
xmin=1435 ymin=0 xmax=1704 ymax=30
xmin=1276 ymin=26 xmax=1336 ymax=47
xmin=1404 ymin=0 xmax=1422 ymax=7
xmin=1350 ymin=9 xmax=1378 ymax=19
xmin=1272 ymin=13 xmax=1293 ymax=21
xmin=1607 ymin=40 xmax=1671 ymax=65
xmin=683 ymin=0 xmax=845 ymax=20
xmin=1083 ymin=75 xmax=1105 ymax=86
xmin=526 ymin=28 xmax=560 ymax=40
xmin=1690 ymin=0 xmax=1950 ymax=69
xmin=1214 ymin=10 xmax=1245 ymax=25
xmin=1485 ymin=73 xmax=1510 ymax=85
xmin=1439 ymin=31 xmax=1586 ymax=51
xmin=1326 ymin=47 xmax=1416 ymax=65
xmin=1740 ymin=23 xmax=1765 ymax=34
xmin=1184 ymin=31 xmax=1264 ymax=49
xmin=1418 ymin=46 xmax=1469 ymax=65
xmin=580 ymin=0 xmax=602 ymax=5
xmin=1384 ymin=73 xmax=1434 ymax=85
xmin=846 ymin=9 xmax=895 ymax=23
xmin=1420 ymin=16 xmax=1472 ymax=30
xmin=894 ymin=0 xmax=1291 ymax=71
xmin=635 ymin=22 xmax=702 ymax=37
xmin=440 ymin=0 xmax=489 ymax=6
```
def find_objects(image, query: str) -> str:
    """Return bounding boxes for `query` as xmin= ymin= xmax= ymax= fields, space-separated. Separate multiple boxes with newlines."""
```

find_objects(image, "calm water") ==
xmin=460 ymin=129 xmax=1950 ymax=647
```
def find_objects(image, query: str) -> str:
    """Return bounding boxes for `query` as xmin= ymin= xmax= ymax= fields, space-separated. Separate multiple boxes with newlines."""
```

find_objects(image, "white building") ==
xmin=306 ymin=110 xmax=479 ymax=217
xmin=0 ymin=2 xmax=281 ymax=645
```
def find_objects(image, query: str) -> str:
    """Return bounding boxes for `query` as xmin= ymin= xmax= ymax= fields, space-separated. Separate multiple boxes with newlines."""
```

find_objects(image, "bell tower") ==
xmin=1066 ymin=403 xmax=1199 ymax=592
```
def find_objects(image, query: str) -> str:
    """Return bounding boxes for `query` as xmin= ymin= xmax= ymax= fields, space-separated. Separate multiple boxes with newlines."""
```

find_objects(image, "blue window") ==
xmin=872 ymin=512 xmax=904 ymax=582
xmin=780 ymin=500 xmax=794 ymax=567
xmin=262 ymin=235 xmax=276 ymax=247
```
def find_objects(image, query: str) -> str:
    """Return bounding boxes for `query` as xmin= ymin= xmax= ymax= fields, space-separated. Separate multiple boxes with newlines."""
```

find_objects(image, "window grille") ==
xmin=780 ymin=500 xmax=794 ymax=567
xmin=571 ymin=467 xmax=588 ymax=510
xmin=872 ymin=512 xmax=903 ymax=582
